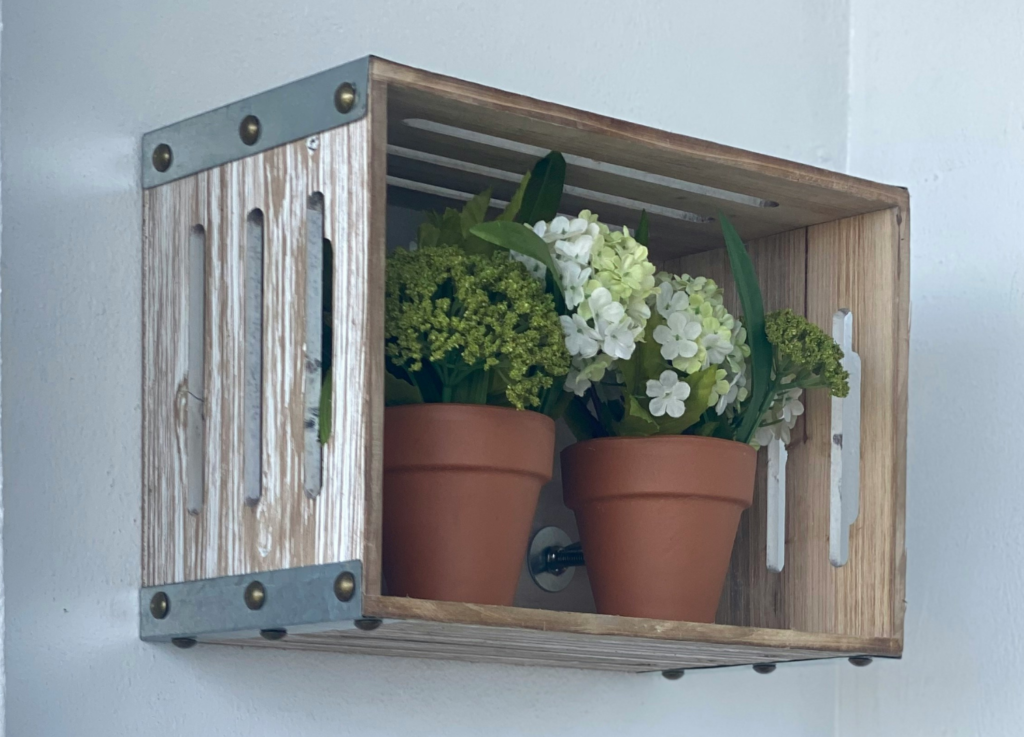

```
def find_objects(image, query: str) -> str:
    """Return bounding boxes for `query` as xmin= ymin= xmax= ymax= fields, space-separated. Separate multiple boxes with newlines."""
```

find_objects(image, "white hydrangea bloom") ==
xmin=527 ymin=211 xmax=657 ymax=393
xmin=753 ymin=387 xmax=804 ymax=447
xmin=646 ymin=370 xmax=691 ymax=418
xmin=647 ymin=272 xmax=748 ymax=416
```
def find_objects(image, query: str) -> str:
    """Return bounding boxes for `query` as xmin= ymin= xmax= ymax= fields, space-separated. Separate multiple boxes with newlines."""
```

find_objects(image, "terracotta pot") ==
xmin=562 ymin=435 xmax=756 ymax=622
xmin=383 ymin=403 xmax=554 ymax=606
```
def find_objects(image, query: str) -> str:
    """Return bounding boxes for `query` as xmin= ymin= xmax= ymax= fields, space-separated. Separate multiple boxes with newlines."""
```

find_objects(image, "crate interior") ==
xmin=376 ymin=68 xmax=906 ymax=642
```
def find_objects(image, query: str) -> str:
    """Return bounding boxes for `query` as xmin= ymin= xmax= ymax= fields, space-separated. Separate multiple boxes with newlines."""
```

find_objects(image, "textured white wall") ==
xmin=839 ymin=1 xmax=1024 ymax=734
xmin=1 ymin=1 xmax=852 ymax=735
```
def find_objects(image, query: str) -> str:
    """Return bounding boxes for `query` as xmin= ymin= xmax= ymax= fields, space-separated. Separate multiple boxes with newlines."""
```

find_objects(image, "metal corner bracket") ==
xmin=139 ymin=560 xmax=364 ymax=643
xmin=141 ymin=55 xmax=371 ymax=189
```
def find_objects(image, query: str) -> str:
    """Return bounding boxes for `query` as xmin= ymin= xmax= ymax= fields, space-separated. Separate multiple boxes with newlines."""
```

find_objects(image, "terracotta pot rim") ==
xmin=385 ymin=402 xmax=553 ymax=420
xmin=569 ymin=434 xmax=753 ymax=452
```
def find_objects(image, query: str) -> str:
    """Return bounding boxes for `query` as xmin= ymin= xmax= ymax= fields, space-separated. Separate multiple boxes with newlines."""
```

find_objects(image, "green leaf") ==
xmin=470 ymin=221 xmax=564 ymax=297
xmin=460 ymin=188 xmax=492 ymax=235
xmin=517 ymin=152 xmax=566 ymax=224
xmin=653 ymin=368 xmax=717 ymax=435
xmin=498 ymin=171 xmax=531 ymax=222
xmin=636 ymin=210 xmax=650 ymax=246
xmin=385 ymin=370 xmax=424 ymax=406
xmin=417 ymin=220 xmax=440 ymax=251
xmin=720 ymin=213 xmax=772 ymax=444
xmin=563 ymin=395 xmax=605 ymax=441
xmin=318 ymin=371 xmax=333 ymax=444
xmin=539 ymin=376 xmax=570 ymax=418
xmin=612 ymin=394 xmax=660 ymax=437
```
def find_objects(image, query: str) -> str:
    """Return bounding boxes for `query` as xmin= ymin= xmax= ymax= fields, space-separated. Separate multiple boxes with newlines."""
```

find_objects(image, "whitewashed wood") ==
xmin=303 ymin=198 xmax=324 ymax=499
xmin=243 ymin=211 xmax=264 ymax=506
xmin=186 ymin=225 xmax=207 ymax=515
xmin=142 ymin=112 xmax=382 ymax=587
xmin=766 ymin=438 xmax=787 ymax=573
xmin=830 ymin=308 xmax=862 ymax=567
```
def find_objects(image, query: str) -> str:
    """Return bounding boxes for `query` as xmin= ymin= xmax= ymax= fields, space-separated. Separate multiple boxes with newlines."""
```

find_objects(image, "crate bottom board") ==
xmin=204 ymin=595 xmax=901 ymax=673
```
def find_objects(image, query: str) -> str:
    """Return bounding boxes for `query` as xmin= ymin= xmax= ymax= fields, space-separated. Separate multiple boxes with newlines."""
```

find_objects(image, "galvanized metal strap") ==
xmin=142 ymin=56 xmax=370 ymax=188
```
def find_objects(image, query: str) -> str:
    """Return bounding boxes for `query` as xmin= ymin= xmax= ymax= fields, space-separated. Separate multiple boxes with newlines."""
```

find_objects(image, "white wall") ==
xmin=839 ymin=1 xmax=1024 ymax=734
xmin=1 ymin=1 xmax=857 ymax=735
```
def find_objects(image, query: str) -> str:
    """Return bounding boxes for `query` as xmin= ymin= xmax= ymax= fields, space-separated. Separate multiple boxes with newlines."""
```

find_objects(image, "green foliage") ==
xmin=385 ymin=245 xmax=570 ymax=410
xmin=636 ymin=210 xmax=650 ymax=246
xmin=470 ymin=220 xmax=564 ymax=298
xmin=720 ymin=213 xmax=772 ymax=444
xmin=318 ymin=372 xmax=332 ymax=445
xmin=517 ymin=151 xmax=566 ymax=224
xmin=498 ymin=172 xmax=530 ymax=222
xmin=385 ymin=370 xmax=424 ymax=406
xmin=766 ymin=309 xmax=850 ymax=397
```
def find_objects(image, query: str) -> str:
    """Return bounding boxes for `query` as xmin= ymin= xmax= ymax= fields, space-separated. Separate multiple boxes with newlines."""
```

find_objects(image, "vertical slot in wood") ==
xmin=304 ymin=194 xmax=326 ymax=498
xmin=244 ymin=209 xmax=265 ymax=506
xmin=186 ymin=225 xmax=207 ymax=514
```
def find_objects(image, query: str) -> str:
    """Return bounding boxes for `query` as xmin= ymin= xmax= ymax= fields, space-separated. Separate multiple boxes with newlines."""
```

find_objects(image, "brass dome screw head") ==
xmin=244 ymin=580 xmax=266 ymax=610
xmin=753 ymin=664 xmax=777 ymax=674
xmin=149 ymin=591 xmax=170 ymax=619
xmin=152 ymin=143 xmax=172 ymax=172
xmin=849 ymin=656 xmax=873 ymax=667
xmin=239 ymin=115 xmax=261 ymax=146
xmin=354 ymin=618 xmax=381 ymax=631
xmin=171 ymin=637 xmax=197 ymax=649
xmin=661 ymin=669 xmax=685 ymax=680
xmin=334 ymin=571 xmax=356 ymax=602
xmin=334 ymin=82 xmax=356 ymax=114
xmin=260 ymin=629 xmax=287 ymax=641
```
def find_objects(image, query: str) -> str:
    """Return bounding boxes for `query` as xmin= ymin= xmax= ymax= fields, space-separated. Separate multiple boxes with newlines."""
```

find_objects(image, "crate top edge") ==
xmin=363 ymin=594 xmax=903 ymax=658
xmin=371 ymin=57 xmax=909 ymax=217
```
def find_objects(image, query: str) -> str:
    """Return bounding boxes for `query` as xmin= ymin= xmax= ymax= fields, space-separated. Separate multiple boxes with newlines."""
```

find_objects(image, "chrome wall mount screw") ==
xmin=260 ymin=629 xmax=287 ymax=641
xmin=172 ymin=637 xmax=197 ymax=649
xmin=661 ymin=669 xmax=685 ymax=680
xmin=334 ymin=571 xmax=356 ymax=602
xmin=354 ymin=618 xmax=382 ymax=631
xmin=239 ymin=115 xmax=261 ymax=146
xmin=149 ymin=591 xmax=170 ymax=620
xmin=334 ymin=82 xmax=356 ymax=113
xmin=849 ymin=656 xmax=873 ymax=667
xmin=152 ymin=143 xmax=172 ymax=172
xmin=753 ymin=664 xmax=777 ymax=674
xmin=244 ymin=580 xmax=266 ymax=610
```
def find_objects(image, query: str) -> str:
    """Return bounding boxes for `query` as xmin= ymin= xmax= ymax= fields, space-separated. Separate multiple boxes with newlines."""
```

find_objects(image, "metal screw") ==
xmin=753 ymin=664 xmax=777 ymax=674
xmin=849 ymin=656 xmax=873 ymax=667
xmin=149 ymin=591 xmax=170 ymax=620
xmin=354 ymin=618 xmax=382 ymax=631
xmin=172 ymin=637 xmax=197 ymax=649
xmin=661 ymin=669 xmax=685 ymax=680
xmin=244 ymin=580 xmax=266 ymax=610
xmin=239 ymin=115 xmax=261 ymax=146
xmin=334 ymin=82 xmax=356 ymax=114
xmin=260 ymin=629 xmax=287 ymax=641
xmin=334 ymin=571 xmax=356 ymax=602
xmin=152 ymin=143 xmax=172 ymax=172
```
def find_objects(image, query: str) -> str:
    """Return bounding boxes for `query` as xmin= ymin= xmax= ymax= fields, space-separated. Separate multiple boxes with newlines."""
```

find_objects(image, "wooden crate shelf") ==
xmin=141 ymin=56 xmax=908 ymax=673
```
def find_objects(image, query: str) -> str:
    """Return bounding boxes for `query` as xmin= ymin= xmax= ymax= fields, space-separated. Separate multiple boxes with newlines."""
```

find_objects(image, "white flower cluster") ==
xmin=524 ymin=212 xmax=657 ymax=396
xmin=646 ymin=273 xmax=750 ymax=418
xmin=754 ymin=384 xmax=804 ymax=446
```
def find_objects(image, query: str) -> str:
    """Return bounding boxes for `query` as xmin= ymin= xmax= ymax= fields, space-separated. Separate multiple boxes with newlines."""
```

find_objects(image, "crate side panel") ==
xmin=807 ymin=209 xmax=903 ymax=640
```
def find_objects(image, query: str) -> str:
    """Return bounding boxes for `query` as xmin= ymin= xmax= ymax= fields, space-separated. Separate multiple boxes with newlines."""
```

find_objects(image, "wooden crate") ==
xmin=141 ymin=56 xmax=908 ymax=672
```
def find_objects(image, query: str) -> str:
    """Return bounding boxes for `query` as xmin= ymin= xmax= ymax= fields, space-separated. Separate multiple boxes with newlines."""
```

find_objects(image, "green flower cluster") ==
xmin=385 ymin=244 xmax=570 ymax=409
xmin=765 ymin=309 xmax=850 ymax=398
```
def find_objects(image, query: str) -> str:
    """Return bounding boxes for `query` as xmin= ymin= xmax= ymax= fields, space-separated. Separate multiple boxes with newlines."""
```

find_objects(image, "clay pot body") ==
xmin=383 ymin=403 xmax=554 ymax=606
xmin=561 ymin=435 xmax=756 ymax=622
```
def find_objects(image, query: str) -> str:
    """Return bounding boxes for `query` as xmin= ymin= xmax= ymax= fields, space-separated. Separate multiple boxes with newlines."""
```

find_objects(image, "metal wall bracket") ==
xmin=527 ymin=526 xmax=584 ymax=593
xmin=140 ymin=561 xmax=363 ymax=643
xmin=142 ymin=55 xmax=370 ymax=188
xmin=830 ymin=309 xmax=862 ymax=567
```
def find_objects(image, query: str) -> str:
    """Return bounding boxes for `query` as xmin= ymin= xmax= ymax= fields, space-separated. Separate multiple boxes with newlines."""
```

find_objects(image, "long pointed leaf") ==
xmin=470 ymin=221 xmax=564 ymax=297
xmin=720 ymin=213 xmax=772 ymax=443
xmin=517 ymin=152 xmax=566 ymax=224
xmin=636 ymin=210 xmax=650 ymax=246
xmin=498 ymin=171 xmax=531 ymax=222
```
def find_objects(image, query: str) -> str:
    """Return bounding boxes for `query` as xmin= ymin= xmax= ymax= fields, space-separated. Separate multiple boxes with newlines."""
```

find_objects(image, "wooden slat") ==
xmin=371 ymin=57 xmax=908 ymax=256
xmin=142 ymin=115 xmax=382 ymax=586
